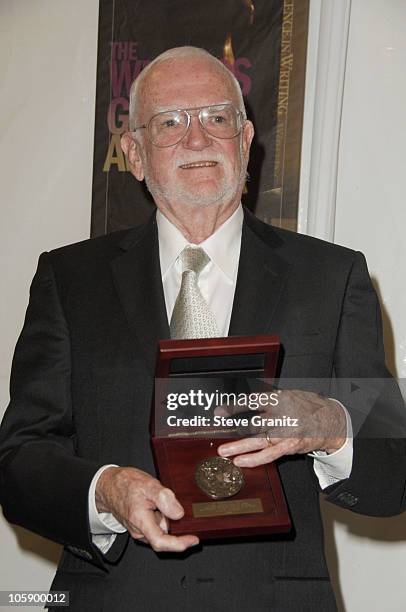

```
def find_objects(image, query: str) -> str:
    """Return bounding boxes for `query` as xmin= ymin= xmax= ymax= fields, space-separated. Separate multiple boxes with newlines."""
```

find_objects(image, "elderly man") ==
xmin=0 ymin=47 xmax=404 ymax=611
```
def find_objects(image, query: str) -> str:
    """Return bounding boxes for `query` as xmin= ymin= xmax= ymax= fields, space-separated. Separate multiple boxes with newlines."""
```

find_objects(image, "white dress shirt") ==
xmin=89 ymin=205 xmax=353 ymax=553
xmin=158 ymin=204 xmax=242 ymax=333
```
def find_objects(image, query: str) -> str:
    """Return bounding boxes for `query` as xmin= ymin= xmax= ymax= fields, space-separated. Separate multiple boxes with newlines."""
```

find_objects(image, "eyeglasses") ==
xmin=133 ymin=103 xmax=245 ymax=148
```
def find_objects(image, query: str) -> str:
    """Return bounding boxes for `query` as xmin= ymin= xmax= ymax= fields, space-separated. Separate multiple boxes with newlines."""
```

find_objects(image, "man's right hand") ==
xmin=95 ymin=466 xmax=199 ymax=552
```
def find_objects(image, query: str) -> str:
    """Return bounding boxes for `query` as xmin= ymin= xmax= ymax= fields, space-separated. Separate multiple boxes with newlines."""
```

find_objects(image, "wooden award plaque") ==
xmin=151 ymin=335 xmax=291 ymax=539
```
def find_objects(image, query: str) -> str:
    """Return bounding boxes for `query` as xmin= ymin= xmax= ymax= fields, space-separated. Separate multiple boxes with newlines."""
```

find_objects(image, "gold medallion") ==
xmin=195 ymin=456 xmax=245 ymax=499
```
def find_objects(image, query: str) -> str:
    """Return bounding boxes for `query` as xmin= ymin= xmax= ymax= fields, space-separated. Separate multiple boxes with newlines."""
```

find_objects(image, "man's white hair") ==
xmin=128 ymin=46 xmax=246 ymax=130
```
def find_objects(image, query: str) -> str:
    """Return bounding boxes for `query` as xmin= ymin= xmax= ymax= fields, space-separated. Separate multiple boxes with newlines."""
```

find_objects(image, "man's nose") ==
xmin=182 ymin=115 xmax=211 ymax=150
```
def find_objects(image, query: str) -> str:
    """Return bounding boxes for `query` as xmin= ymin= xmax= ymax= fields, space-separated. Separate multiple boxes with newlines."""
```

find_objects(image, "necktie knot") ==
xmin=179 ymin=246 xmax=210 ymax=277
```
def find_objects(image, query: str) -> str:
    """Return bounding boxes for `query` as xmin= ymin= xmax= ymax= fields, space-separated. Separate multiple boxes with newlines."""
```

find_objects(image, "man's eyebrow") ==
xmin=150 ymin=101 xmax=234 ymax=115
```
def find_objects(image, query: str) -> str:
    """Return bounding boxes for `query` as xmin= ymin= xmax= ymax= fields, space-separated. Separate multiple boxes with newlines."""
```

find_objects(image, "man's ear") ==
xmin=121 ymin=132 xmax=145 ymax=181
xmin=241 ymin=120 xmax=254 ymax=159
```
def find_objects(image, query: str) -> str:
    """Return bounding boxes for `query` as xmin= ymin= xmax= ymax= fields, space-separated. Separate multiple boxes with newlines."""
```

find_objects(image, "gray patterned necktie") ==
xmin=170 ymin=246 xmax=219 ymax=339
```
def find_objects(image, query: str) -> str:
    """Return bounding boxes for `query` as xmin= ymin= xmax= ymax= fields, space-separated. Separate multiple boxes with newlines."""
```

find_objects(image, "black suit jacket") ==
xmin=1 ymin=209 xmax=405 ymax=611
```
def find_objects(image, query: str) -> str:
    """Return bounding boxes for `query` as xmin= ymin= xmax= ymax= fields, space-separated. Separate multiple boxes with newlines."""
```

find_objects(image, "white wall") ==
xmin=0 ymin=1 xmax=405 ymax=611
xmin=299 ymin=0 xmax=406 ymax=610
xmin=0 ymin=1 xmax=99 ymax=609
xmin=335 ymin=0 xmax=406 ymax=379
xmin=326 ymin=1 xmax=406 ymax=611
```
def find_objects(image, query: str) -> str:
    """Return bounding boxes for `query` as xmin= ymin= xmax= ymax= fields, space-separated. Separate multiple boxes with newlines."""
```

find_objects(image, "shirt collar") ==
xmin=157 ymin=205 xmax=243 ymax=280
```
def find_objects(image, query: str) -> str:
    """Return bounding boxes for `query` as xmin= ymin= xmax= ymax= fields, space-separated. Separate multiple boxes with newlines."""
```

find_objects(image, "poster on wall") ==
xmin=91 ymin=0 xmax=309 ymax=237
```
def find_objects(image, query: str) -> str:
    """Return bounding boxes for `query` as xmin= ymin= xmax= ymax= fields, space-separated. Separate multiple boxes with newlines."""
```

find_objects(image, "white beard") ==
xmin=142 ymin=143 xmax=248 ymax=209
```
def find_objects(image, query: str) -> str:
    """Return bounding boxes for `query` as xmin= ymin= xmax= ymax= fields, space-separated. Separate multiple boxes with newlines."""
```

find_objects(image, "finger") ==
xmin=136 ymin=509 xmax=199 ymax=552
xmin=213 ymin=403 xmax=250 ymax=417
xmin=234 ymin=438 xmax=301 ymax=467
xmin=265 ymin=437 xmax=285 ymax=445
xmin=158 ymin=514 xmax=169 ymax=534
xmin=142 ymin=478 xmax=184 ymax=520
xmin=218 ymin=436 xmax=268 ymax=458
xmin=154 ymin=486 xmax=185 ymax=521
xmin=133 ymin=512 xmax=168 ymax=543
xmin=213 ymin=404 xmax=230 ymax=416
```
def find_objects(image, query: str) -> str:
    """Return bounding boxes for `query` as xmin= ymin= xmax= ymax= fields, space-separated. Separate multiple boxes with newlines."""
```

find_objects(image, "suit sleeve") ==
xmin=0 ymin=253 xmax=128 ymax=568
xmin=323 ymin=251 xmax=406 ymax=515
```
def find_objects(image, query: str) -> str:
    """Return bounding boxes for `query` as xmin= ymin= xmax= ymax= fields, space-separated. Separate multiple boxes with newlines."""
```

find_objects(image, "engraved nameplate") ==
xmin=192 ymin=498 xmax=264 ymax=518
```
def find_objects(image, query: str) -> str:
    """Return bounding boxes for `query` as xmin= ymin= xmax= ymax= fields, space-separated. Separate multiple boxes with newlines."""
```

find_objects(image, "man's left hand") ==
xmin=217 ymin=390 xmax=347 ymax=468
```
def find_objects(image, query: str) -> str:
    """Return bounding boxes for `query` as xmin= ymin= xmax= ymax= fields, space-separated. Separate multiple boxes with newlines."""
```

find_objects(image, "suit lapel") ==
xmin=110 ymin=216 xmax=170 ymax=373
xmin=229 ymin=210 xmax=291 ymax=336
xmin=110 ymin=209 xmax=290 ymax=360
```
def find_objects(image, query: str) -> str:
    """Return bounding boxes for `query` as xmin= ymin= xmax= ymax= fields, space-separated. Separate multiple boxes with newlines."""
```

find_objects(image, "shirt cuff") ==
xmin=309 ymin=400 xmax=353 ymax=489
xmin=91 ymin=532 xmax=118 ymax=555
xmin=88 ymin=464 xmax=127 ymax=535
